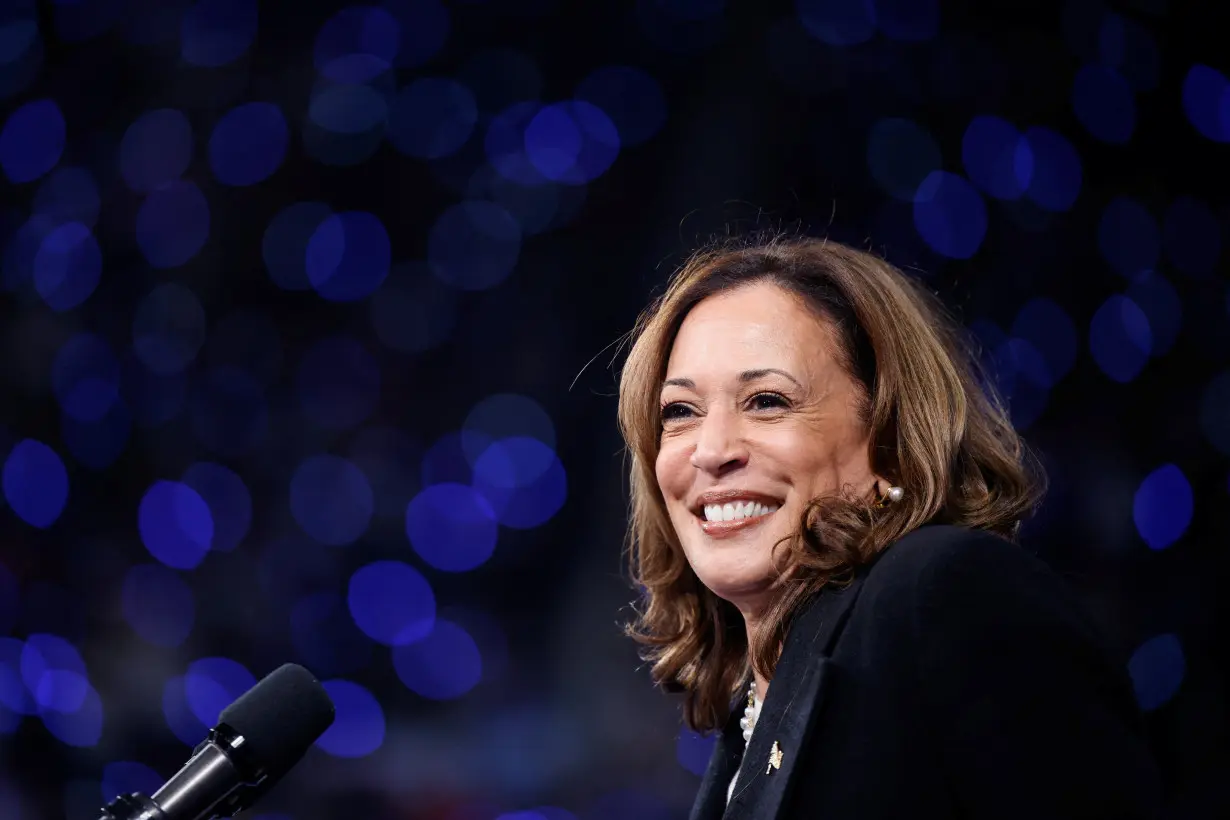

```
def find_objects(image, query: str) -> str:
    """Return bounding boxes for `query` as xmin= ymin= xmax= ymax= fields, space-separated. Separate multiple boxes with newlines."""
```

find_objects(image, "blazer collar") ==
xmin=688 ymin=572 xmax=869 ymax=820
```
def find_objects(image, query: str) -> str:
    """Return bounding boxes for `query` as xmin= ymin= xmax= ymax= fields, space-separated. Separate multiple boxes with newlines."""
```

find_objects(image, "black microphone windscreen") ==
xmin=218 ymin=663 xmax=336 ymax=777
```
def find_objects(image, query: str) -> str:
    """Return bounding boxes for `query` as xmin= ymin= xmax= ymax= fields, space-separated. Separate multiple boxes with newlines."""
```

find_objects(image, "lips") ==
xmin=690 ymin=492 xmax=783 ymax=538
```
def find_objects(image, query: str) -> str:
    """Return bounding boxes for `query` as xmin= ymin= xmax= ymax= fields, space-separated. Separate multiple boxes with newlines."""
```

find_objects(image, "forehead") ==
xmin=665 ymin=282 xmax=838 ymax=375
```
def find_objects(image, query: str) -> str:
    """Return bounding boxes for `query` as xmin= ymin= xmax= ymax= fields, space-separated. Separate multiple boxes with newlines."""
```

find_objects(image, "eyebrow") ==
xmin=662 ymin=368 xmax=802 ymax=390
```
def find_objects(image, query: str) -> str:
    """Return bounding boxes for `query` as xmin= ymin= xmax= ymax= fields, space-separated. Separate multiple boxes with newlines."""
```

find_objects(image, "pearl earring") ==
xmin=874 ymin=484 xmax=904 ymax=508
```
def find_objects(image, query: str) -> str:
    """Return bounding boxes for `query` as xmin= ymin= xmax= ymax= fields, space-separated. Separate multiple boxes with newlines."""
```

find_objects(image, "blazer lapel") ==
xmin=724 ymin=573 xmax=868 ymax=820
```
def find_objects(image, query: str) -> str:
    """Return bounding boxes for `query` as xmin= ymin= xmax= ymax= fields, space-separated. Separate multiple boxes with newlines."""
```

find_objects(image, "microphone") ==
xmin=97 ymin=663 xmax=336 ymax=820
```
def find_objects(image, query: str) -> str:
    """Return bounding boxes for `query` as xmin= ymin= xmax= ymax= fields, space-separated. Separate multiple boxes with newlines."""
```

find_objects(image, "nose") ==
xmin=689 ymin=409 xmax=748 ymax=476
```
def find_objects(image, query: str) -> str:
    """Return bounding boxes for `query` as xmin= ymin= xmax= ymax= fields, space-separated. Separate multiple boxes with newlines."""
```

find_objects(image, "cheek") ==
xmin=654 ymin=439 xmax=691 ymax=501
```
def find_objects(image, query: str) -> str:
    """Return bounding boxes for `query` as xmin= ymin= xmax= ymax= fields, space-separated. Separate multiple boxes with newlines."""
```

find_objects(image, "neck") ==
xmin=740 ymin=606 xmax=772 ymax=702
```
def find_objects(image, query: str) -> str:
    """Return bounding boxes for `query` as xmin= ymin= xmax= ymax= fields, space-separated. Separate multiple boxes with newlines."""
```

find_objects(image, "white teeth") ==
xmin=702 ymin=501 xmax=779 ymax=522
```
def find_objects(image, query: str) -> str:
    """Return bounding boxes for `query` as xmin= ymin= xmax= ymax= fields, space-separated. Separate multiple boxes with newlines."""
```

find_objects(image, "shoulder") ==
xmin=860 ymin=525 xmax=1091 ymax=631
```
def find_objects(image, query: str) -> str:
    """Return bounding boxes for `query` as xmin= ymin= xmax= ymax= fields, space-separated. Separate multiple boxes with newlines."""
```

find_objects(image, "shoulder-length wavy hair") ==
xmin=617 ymin=234 xmax=1044 ymax=732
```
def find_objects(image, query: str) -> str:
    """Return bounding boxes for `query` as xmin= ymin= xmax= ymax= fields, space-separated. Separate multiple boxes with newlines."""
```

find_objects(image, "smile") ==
xmin=693 ymin=498 xmax=780 ymax=537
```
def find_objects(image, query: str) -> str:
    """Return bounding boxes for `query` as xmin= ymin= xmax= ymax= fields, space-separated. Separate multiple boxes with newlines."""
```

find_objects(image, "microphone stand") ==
xmin=98 ymin=793 xmax=166 ymax=820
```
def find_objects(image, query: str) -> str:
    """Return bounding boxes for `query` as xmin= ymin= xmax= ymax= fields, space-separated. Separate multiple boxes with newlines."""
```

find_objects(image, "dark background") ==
xmin=1 ymin=0 xmax=1228 ymax=817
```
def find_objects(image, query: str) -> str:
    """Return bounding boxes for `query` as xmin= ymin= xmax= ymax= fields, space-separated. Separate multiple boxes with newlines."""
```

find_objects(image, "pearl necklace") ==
xmin=738 ymin=681 xmax=762 ymax=744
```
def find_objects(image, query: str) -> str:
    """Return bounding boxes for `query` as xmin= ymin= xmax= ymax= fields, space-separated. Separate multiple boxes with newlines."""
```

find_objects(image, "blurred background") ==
xmin=0 ymin=0 xmax=1227 ymax=817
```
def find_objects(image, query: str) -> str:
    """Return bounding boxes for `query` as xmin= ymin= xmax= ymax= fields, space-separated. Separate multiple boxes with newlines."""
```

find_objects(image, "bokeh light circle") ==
xmin=866 ymin=117 xmax=941 ymax=201
xmin=120 ymin=564 xmax=195 ymax=648
xmin=132 ymin=283 xmax=208 ymax=376
xmin=181 ymin=462 xmax=252 ymax=552
xmin=406 ymin=483 xmax=499 ymax=571
xmin=290 ymin=455 xmax=374 ymax=546
xmin=135 ymin=180 xmax=211 ymax=269
xmin=208 ymin=102 xmax=288 ymax=186
xmin=2 ymin=439 xmax=69 ymax=529
xmin=263 ymin=201 xmax=332 ymax=291
xmin=32 ymin=221 xmax=102 ymax=311
xmin=912 ymin=171 xmax=987 ymax=259
xmin=427 ymin=201 xmax=522 ymax=291
xmin=1071 ymin=64 xmax=1135 ymax=144
xmin=1089 ymin=294 xmax=1151 ymax=383
xmin=0 ymin=98 xmax=65 ymax=183
xmin=315 ymin=679 xmax=385 ymax=757
xmin=120 ymin=109 xmax=193 ymax=193
xmin=347 ymin=560 xmax=435 ymax=645
xmin=52 ymin=333 xmax=120 ymax=422
xmin=392 ymin=619 xmax=482 ymax=700
xmin=314 ymin=6 xmax=401 ymax=83
xmin=575 ymin=66 xmax=667 ymax=147
xmin=387 ymin=78 xmax=477 ymax=159
xmin=138 ymin=480 xmax=214 ymax=569
xmin=1133 ymin=464 xmax=1192 ymax=551
xmin=180 ymin=0 xmax=258 ymax=67
xmin=305 ymin=211 xmax=391 ymax=302
xmin=1128 ymin=633 xmax=1185 ymax=711
xmin=183 ymin=657 xmax=255 ymax=727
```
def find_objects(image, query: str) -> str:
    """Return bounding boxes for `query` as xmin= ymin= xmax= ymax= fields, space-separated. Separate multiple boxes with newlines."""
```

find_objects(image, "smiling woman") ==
xmin=617 ymin=234 xmax=1162 ymax=819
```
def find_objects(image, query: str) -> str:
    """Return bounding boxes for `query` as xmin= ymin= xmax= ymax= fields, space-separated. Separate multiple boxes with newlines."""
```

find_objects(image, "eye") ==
xmin=660 ymin=402 xmax=694 ymax=421
xmin=749 ymin=392 xmax=788 ymax=411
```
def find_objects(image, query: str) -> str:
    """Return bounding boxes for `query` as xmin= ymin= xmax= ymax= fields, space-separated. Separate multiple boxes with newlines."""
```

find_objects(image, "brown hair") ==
xmin=617 ymin=234 xmax=1044 ymax=732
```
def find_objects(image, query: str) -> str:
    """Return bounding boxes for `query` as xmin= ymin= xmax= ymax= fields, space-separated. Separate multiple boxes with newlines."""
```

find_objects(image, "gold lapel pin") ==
xmin=766 ymin=740 xmax=783 ymax=774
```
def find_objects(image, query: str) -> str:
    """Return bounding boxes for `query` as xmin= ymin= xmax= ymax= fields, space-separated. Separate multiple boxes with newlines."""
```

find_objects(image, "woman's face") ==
xmin=655 ymin=282 xmax=876 ymax=612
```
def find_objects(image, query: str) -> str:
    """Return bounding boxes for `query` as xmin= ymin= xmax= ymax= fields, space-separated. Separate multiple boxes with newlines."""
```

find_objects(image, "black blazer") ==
xmin=690 ymin=525 xmax=1164 ymax=820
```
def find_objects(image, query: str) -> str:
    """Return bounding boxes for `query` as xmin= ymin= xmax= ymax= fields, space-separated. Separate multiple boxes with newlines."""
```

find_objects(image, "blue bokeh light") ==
xmin=1071 ymin=64 xmax=1135 ymax=144
xmin=383 ymin=0 xmax=449 ymax=69
xmin=162 ymin=675 xmax=207 ymax=745
xmin=21 ymin=633 xmax=87 ymax=713
xmin=314 ymin=6 xmax=401 ymax=83
xmin=961 ymin=115 xmax=1031 ymax=201
xmin=0 ymin=638 xmax=36 ymax=717
xmin=1125 ymin=273 xmax=1180 ymax=358
xmin=1097 ymin=197 xmax=1158 ymax=279
xmin=121 ymin=564 xmax=195 ymax=648
xmin=180 ymin=0 xmax=258 ymax=67
xmin=208 ymin=102 xmax=288 ymax=186
xmin=866 ymin=117 xmax=940 ymax=201
xmin=575 ymin=66 xmax=667 ymax=147
xmin=406 ymin=483 xmax=499 ymax=571
xmin=306 ymin=80 xmax=388 ymax=137
xmin=387 ymin=78 xmax=477 ymax=160
xmin=181 ymin=462 xmax=251 ymax=552
xmin=485 ymin=101 xmax=551 ymax=186
xmin=346 ymin=560 xmax=435 ymax=645
xmin=392 ymin=619 xmax=482 ymax=700
xmin=101 ymin=762 xmax=162 ymax=804
xmin=183 ymin=657 xmax=255 ymax=727
xmin=3 ymin=439 xmax=69 ymax=529
xmin=1128 ymin=633 xmax=1185 ymax=711
xmin=1089 ymin=294 xmax=1151 ymax=383
xmin=52 ymin=333 xmax=120 ymax=422
xmin=369 ymin=261 xmax=459 ymax=353
xmin=119 ymin=109 xmax=193 ymax=193
xmin=138 ymin=480 xmax=214 ymax=570
xmin=290 ymin=592 xmax=373 ymax=677
xmin=795 ymin=0 xmax=876 ymax=46
xmin=1133 ymin=464 xmax=1192 ymax=551
xmin=1163 ymin=197 xmax=1221 ymax=278
xmin=33 ymin=221 xmax=102 ymax=311
xmin=0 ymin=98 xmax=65 ymax=183
xmin=263 ymin=201 xmax=332 ymax=291
xmin=316 ymin=679 xmax=385 ymax=758
xmin=473 ymin=437 xmax=567 ymax=529
xmin=1098 ymin=12 xmax=1159 ymax=92
xmin=289 ymin=455 xmax=374 ymax=546
xmin=1010 ymin=299 xmax=1078 ymax=386
xmin=40 ymin=681 xmax=103 ymax=747
xmin=132 ymin=283 xmax=208 ymax=376
xmin=676 ymin=728 xmax=716 ymax=776
xmin=912 ymin=171 xmax=987 ymax=260
xmin=428 ymin=201 xmax=522 ymax=291
xmin=305 ymin=211 xmax=391 ymax=302
xmin=295 ymin=335 xmax=380 ymax=431
xmin=462 ymin=394 xmax=556 ymax=467
xmin=421 ymin=431 xmax=476 ymax=487
xmin=1180 ymin=64 xmax=1230 ymax=143
xmin=1021 ymin=126 xmax=1081 ymax=212
xmin=135 ymin=180 xmax=211 ymax=269
xmin=524 ymin=101 xmax=620 ymax=184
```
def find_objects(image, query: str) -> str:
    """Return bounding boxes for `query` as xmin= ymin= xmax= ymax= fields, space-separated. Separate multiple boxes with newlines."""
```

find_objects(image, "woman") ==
xmin=617 ymin=236 xmax=1162 ymax=819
